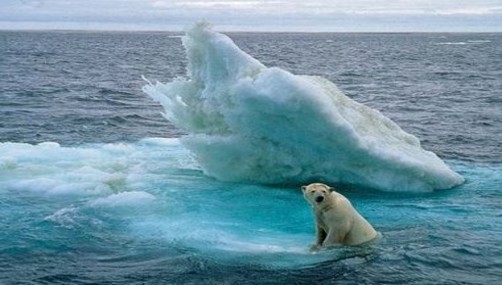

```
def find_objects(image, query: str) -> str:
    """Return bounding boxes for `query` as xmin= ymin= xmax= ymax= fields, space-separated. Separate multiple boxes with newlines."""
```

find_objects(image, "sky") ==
xmin=0 ymin=0 xmax=501 ymax=32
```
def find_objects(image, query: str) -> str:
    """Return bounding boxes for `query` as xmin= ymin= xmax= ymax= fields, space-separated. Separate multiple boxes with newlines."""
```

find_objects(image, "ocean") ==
xmin=1 ymin=29 xmax=501 ymax=284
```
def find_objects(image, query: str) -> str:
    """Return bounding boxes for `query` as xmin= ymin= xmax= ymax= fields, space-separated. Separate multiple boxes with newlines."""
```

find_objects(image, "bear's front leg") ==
xmin=323 ymin=229 xmax=348 ymax=247
xmin=310 ymin=224 xmax=327 ymax=252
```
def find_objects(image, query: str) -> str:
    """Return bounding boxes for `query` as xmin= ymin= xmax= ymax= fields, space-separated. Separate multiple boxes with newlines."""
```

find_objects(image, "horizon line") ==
xmin=1 ymin=27 xmax=501 ymax=34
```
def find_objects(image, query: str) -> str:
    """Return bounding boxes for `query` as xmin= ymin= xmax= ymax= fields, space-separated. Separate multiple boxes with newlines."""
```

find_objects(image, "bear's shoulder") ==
xmin=330 ymin=192 xmax=352 ymax=206
xmin=319 ymin=192 xmax=354 ymax=217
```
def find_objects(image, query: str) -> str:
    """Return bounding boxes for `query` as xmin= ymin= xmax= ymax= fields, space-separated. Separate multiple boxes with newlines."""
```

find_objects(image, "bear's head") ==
xmin=301 ymin=183 xmax=335 ymax=207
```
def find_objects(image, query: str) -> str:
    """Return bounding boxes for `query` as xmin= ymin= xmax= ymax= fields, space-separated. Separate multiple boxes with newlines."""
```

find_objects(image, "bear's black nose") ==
xmin=315 ymin=196 xmax=324 ymax=203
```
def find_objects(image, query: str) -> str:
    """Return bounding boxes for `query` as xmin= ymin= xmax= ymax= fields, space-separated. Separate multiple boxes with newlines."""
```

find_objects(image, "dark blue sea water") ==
xmin=1 ymin=31 xmax=501 ymax=284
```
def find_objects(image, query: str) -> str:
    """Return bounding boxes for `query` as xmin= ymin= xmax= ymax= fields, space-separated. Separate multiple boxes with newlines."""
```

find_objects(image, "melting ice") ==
xmin=143 ymin=22 xmax=464 ymax=192
xmin=0 ymin=139 xmax=338 ymax=267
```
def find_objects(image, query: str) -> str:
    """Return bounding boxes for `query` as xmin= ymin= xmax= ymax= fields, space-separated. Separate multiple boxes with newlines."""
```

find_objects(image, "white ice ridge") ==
xmin=143 ymin=22 xmax=465 ymax=192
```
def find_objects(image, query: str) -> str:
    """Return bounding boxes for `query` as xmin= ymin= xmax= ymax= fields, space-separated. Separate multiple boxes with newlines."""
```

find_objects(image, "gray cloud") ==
xmin=1 ymin=0 xmax=501 ymax=31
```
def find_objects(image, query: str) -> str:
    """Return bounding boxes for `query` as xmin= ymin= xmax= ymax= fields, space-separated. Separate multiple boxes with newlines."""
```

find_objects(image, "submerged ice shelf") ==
xmin=143 ymin=22 xmax=464 ymax=192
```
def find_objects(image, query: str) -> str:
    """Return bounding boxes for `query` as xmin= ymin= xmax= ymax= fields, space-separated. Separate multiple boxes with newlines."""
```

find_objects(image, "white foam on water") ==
xmin=89 ymin=191 xmax=156 ymax=208
xmin=467 ymin=40 xmax=491 ymax=43
xmin=143 ymin=22 xmax=464 ymax=192
xmin=435 ymin=40 xmax=491 ymax=45
xmin=435 ymin=42 xmax=469 ymax=45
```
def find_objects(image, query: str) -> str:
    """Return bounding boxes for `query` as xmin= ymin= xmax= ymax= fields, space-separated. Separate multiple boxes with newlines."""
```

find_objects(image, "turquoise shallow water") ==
xmin=0 ymin=139 xmax=500 ymax=284
xmin=1 ymin=31 xmax=501 ymax=284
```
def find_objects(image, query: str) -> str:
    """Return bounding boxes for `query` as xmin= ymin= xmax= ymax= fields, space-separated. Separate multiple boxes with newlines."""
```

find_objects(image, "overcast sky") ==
xmin=0 ymin=0 xmax=501 ymax=32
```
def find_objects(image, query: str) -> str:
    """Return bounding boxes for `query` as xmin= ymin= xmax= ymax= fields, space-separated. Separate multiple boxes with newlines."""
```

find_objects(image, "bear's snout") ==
xmin=315 ymin=196 xmax=324 ymax=203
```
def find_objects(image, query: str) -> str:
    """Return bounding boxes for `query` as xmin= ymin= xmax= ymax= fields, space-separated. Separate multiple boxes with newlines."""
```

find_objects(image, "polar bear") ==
xmin=302 ymin=183 xmax=377 ymax=249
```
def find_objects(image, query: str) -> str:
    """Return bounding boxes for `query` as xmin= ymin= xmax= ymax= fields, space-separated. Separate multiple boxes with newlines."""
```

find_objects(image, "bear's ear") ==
xmin=301 ymin=185 xmax=307 ymax=193
xmin=328 ymin=187 xmax=336 ymax=192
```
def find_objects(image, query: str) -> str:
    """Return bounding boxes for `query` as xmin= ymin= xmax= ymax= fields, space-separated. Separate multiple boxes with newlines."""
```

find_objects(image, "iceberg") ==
xmin=143 ymin=22 xmax=464 ymax=192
